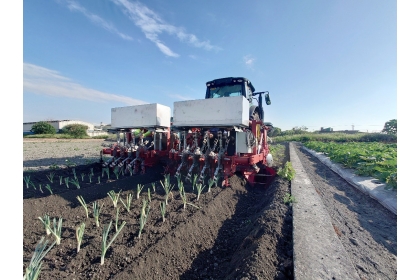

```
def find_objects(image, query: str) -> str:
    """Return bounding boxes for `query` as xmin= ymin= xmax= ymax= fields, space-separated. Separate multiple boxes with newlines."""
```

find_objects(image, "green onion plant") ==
xmin=208 ymin=178 xmax=216 ymax=193
xmin=107 ymin=190 xmax=121 ymax=208
xmin=160 ymin=174 xmax=175 ymax=204
xmin=23 ymin=236 xmax=56 ymax=280
xmin=138 ymin=199 xmax=150 ymax=238
xmin=59 ymin=176 xmax=63 ymax=185
xmin=37 ymin=214 xmax=51 ymax=235
xmin=102 ymin=167 xmax=110 ymax=180
xmin=160 ymin=201 xmax=166 ymax=223
xmin=136 ymin=184 xmax=144 ymax=200
xmin=115 ymin=207 xmax=120 ymax=231
xmin=192 ymin=174 xmax=199 ymax=191
xmin=69 ymin=178 xmax=80 ymax=189
xmin=47 ymin=217 xmax=63 ymax=245
xmin=45 ymin=184 xmax=53 ymax=195
xmin=76 ymin=222 xmax=85 ymax=253
xmin=64 ymin=177 xmax=69 ymax=188
xmin=76 ymin=195 xmax=89 ymax=218
xmin=100 ymin=220 xmax=126 ymax=265
xmin=92 ymin=201 xmax=103 ymax=227
xmin=120 ymin=193 xmax=133 ymax=212
xmin=195 ymin=183 xmax=204 ymax=201
xmin=46 ymin=172 xmax=55 ymax=183
xmin=81 ymin=173 xmax=85 ymax=181
xmin=113 ymin=167 xmax=121 ymax=179
xmin=24 ymin=176 xmax=31 ymax=189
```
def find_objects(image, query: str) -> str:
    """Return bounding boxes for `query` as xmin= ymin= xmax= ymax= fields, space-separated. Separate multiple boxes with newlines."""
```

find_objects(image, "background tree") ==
xmin=30 ymin=121 xmax=56 ymax=134
xmin=382 ymin=119 xmax=397 ymax=135
xmin=268 ymin=127 xmax=282 ymax=137
xmin=62 ymin=124 xmax=88 ymax=138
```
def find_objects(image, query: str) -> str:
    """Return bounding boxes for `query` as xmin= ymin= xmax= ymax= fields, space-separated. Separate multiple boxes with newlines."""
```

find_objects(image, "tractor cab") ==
xmin=205 ymin=77 xmax=271 ymax=122
xmin=205 ymin=77 xmax=255 ymax=100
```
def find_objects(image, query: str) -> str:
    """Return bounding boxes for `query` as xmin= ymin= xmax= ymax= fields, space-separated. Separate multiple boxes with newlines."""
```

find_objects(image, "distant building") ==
xmin=320 ymin=127 xmax=334 ymax=132
xmin=318 ymin=127 xmax=360 ymax=134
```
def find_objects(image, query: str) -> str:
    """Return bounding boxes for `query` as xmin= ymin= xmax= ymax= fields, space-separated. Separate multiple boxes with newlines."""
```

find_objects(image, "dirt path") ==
xmin=293 ymin=143 xmax=397 ymax=280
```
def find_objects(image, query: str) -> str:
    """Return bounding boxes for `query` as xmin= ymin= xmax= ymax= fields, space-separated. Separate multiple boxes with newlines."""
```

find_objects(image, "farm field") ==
xmin=23 ymin=139 xmax=294 ymax=279
xmin=23 ymin=138 xmax=397 ymax=279
xmin=303 ymin=141 xmax=397 ymax=189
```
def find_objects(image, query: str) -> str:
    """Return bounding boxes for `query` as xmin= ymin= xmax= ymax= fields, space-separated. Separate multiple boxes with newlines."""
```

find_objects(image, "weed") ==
xmin=277 ymin=161 xmax=296 ymax=181
xmin=283 ymin=193 xmax=297 ymax=204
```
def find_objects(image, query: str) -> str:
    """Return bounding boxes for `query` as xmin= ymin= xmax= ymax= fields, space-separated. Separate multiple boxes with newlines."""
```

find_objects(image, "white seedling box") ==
xmin=172 ymin=96 xmax=249 ymax=127
xmin=111 ymin=103 xmax=171 ymax=129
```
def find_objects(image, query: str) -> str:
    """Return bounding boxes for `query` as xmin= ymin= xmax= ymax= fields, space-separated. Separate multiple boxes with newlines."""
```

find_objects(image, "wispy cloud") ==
xmin=57 ymin=0 xmax=133 ymax=40
xmin=168 ymin=94 xmax=192 ymax=101
xmin=243 ymin=55 xmax=256 ymax=69
xmin=23 ymin=63 xmax=146 ymax=105
xmin=111 ymin=0 xmax=220 ymax=57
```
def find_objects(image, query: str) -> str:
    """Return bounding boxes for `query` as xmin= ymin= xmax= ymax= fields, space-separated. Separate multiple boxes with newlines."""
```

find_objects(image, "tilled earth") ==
xmin=22 ymin=139 xmax=397 ymax=279
xmin=23 ymin=139 xmax=294 ymax=279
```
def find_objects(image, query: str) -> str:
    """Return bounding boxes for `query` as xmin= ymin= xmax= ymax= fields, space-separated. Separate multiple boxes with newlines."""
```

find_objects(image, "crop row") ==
xmin=303 ymin=141 xmax=397 ymax=189
xmin=24 ymin=173 xmax=211 ymax=279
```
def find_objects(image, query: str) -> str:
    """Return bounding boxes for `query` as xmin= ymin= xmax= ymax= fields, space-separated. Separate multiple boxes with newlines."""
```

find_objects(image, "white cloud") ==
xmin=23 ymin=63 xmax=147 ymax=105
xmin=168 ymin=94 xmax=191 ymax=101
xmin=243 ymin=55 xmax=256 ymax=69
xmin=111 ymin=0 xmax=220 ymax=57
xmin=57 ymin=0 xmax=133 ymax=41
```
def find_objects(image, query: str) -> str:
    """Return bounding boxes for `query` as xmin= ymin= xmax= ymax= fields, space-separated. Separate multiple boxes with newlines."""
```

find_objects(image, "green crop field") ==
xmin=303 ymin=141 xmax=397 ymax=190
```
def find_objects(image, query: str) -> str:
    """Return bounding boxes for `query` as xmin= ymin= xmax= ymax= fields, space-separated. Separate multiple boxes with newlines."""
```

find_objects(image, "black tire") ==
xmin=249 ymin=106 xmax=260 ymax=121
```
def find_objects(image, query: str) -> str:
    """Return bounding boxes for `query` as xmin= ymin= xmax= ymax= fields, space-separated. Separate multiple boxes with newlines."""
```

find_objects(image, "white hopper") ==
xmin=172 ymin=96 xmax=249 ymax=127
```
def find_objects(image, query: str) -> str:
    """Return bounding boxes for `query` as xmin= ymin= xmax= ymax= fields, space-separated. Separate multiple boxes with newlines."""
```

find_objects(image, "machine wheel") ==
xmin=249 ymin=105 xmax=260 ymax=121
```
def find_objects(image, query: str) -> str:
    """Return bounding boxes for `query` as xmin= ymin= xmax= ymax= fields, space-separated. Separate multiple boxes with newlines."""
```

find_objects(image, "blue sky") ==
xmin=22 ymin=0 xmax=396 ymax=132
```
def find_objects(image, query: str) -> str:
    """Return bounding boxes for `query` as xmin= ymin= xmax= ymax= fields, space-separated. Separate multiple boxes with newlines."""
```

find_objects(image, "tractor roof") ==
xmin=206 ymin=77 xmax=255 ymax=93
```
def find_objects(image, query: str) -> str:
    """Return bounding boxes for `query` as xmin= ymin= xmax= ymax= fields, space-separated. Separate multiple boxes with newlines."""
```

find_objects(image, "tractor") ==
xmin=101 ymin=77 xmax=275 ymax=188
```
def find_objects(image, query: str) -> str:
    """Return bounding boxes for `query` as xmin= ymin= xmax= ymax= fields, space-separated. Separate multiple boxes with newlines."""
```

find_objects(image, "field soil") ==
xmin=23 ymin=139 xmax=294 ymax=279
xmin=23 ymin=139 xmax=397 ymax=279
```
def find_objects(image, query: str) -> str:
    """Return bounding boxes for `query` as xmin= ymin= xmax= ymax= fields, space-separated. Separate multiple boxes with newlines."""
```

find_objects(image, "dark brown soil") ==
xmin=23 ymin=143 xmax=293 ymax=280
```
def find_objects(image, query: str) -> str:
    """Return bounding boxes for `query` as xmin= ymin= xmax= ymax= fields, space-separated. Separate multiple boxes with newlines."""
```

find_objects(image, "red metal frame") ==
xmin=101 ymin=121 xmax=274 ymax=188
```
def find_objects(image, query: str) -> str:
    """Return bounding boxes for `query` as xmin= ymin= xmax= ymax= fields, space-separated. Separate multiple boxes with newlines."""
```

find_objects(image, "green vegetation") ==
xmin=24 ymin=133 xmax=109 ymax=139
xmin=304 ymin=141 xmax=397 ymax=190
xmin=76 ymin=195 xmax=89 ymax=218
xmin=23 ymin=237 xmax=56 ymax=280
xmin=277 ymin=161 xmax=296 ymax=181
xmin=30 ymin=121 xmax=56 ymax=135
xmin=101 ymin=220 xmax=126 ymax=265
xmin=382 ymin=119 xmax=397 ymax=135
xmin=283 ymin=193 xmax=297 ymax=204
xmin=138 ymin=199 xmax=150 ymax=238
xmin=76 ymin=223 xmax=85 ymax=253
xmin=61 ymin=124 xmax=88 ymax=138
xmin=272 ymin=132 xmax=396 ymax=144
